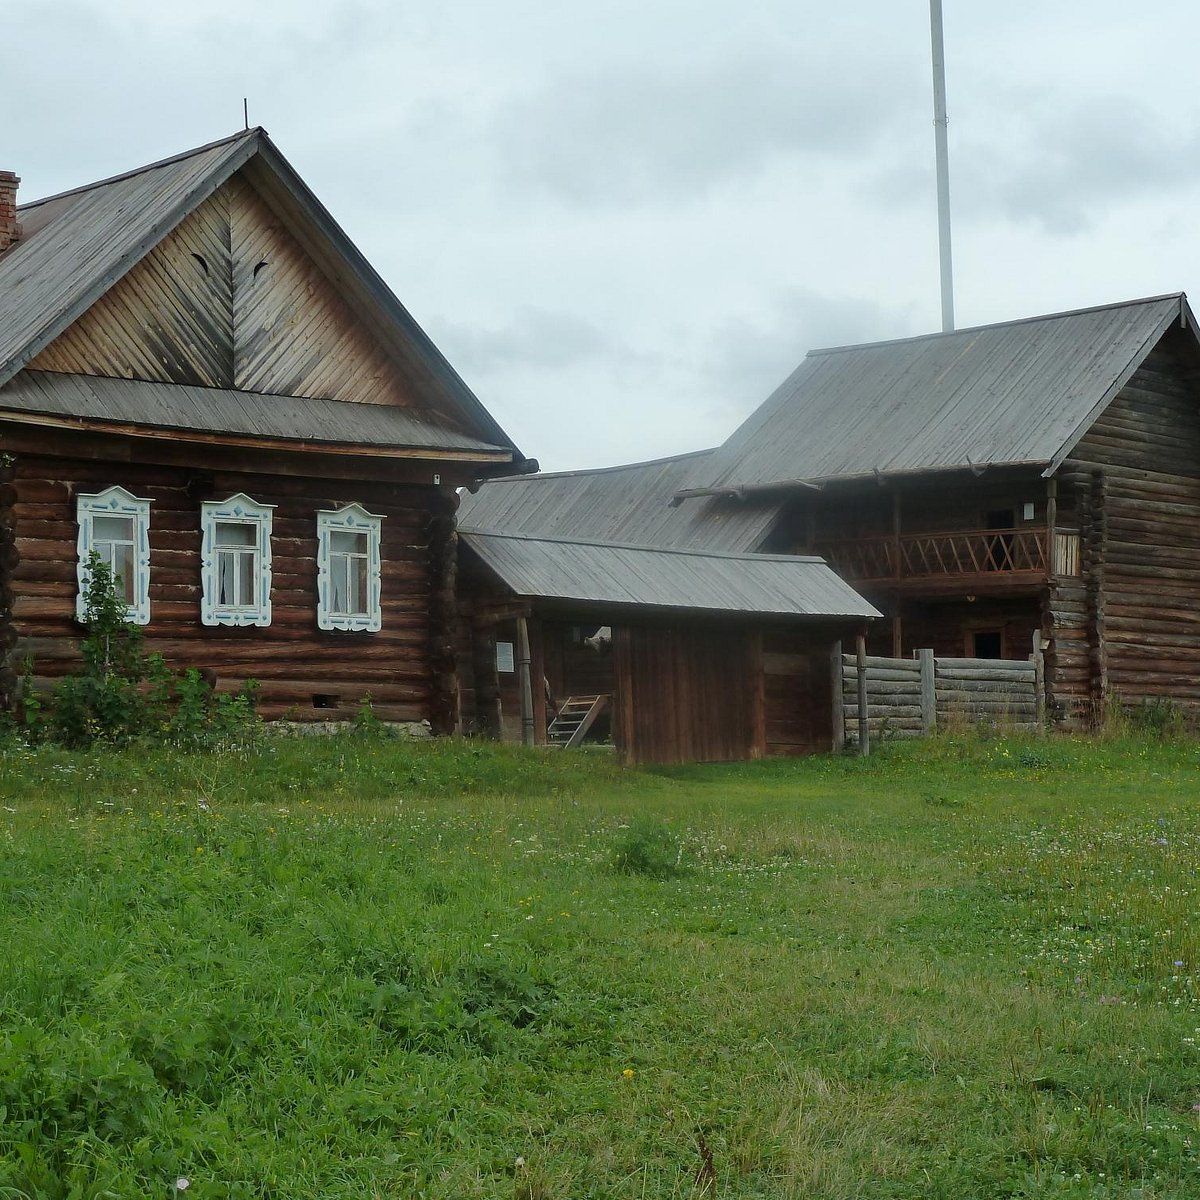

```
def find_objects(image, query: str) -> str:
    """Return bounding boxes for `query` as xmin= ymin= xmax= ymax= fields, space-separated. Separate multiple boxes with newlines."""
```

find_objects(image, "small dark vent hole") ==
xmin=312 ymin=694 xmax=341 ymax=710
xmin=253 ymin=259 xmax=269 ymax=279
xmin=190 ymin=252 xmax=209 ymax=275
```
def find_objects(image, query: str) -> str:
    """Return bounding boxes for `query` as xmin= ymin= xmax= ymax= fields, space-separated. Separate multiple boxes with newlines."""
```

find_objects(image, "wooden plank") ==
xmin=919 ymin=647 xmax=936 ymax=734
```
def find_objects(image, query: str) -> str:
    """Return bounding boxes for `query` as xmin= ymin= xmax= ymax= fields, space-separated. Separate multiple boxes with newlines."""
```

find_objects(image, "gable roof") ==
xmin=0 ymin=129 xmax=525 ymax=464
xmin=458 ymin=449 xmax=779 ymax=553
xmin=461 ymin=530 xmax=879 ymax=621
xmin=688 ymin=293 xmax=1193 ymax=494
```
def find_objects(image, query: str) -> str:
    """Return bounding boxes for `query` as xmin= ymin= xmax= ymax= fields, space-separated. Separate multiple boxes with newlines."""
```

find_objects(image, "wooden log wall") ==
xmin=840 ymin=653 xmax=1039 ymax=742
xmin=896 ymin=597 xmax=1040 ymax=660
xmin=425 ymin=489 xmax=458 ymax=735
xmin=0 ymin=456 xmax=18 ymax=709
xmin=1051 ymin=331 xmax=1200 ymax=720
xmin=12 ymin=452 xmax=447 ymax=724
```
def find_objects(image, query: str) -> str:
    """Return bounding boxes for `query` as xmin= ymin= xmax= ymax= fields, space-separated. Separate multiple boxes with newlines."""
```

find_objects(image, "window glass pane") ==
xmin=93 ymin=515 xmax=134 ymax=543
xmin=238 ymin=551 xmax=256 ymax=606
xmin=112 ymin=543 xmax=135 ymax=604
xmin=331 ymin=530 xmax=367 ymax=555
xmin=331 ymin=556 xmax=348 ymax=613
xmin=216 ymin=521 xmax=256 ymax=547
xmin=217 ymin=551 xmax=235 ymax=606
xmin=351 ymin=555 xmax=368 ymax=614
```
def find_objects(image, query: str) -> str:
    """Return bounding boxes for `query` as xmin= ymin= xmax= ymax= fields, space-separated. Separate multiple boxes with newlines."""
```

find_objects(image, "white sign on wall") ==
xmin=496 ymin=641 xmax=515 ymax=673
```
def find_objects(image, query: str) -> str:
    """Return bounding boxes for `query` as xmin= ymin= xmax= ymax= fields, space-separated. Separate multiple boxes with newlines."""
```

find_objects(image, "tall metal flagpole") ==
xmin=930 ymin=0 xmax=954 ymax=332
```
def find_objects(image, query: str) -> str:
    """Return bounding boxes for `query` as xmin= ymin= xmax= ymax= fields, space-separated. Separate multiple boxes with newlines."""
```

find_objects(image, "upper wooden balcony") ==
xmin=812 ymin=526 xmax=1081 ymax=594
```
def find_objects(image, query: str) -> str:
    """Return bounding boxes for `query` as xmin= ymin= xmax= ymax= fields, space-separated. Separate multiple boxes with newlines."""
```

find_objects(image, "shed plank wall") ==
xmin=612 ymin=625 xmax=758 ymax=765
xmin=761 ymin=628 xmax=833 ymax=755
xmin=1053 ymin=335 xmax=1200 ymax=719
xmin=13 ymin=454 xmax=443 ymax=723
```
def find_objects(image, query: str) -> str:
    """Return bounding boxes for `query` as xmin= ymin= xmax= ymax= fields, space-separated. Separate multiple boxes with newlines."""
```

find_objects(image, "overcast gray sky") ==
xmin=9 ymin=1 xmax=1200 ymax=469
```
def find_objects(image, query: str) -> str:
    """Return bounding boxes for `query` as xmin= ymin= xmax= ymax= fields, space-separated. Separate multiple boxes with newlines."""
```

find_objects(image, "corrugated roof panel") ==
xmin=0 ymin=370 xmax=509 ymax=454
xmin=696 ymin=295 xmax=1185 ymax=489
xmin=462 ymin=531 xmax=880 ymax=619
xmin=458 ymin=450 xmax=779 ymax=552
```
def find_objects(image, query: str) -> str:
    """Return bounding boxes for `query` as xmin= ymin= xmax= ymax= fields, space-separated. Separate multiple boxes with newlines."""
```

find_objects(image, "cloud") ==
xmin=490 ymin=49 xmax=915 ymax=207
xmin=962 ymin=98 xmax=1200 ymax=235
xmin=433 ymin=306 xmax=621 ymax=375
xmin=700 ymin=288 xmax=920 ymax=422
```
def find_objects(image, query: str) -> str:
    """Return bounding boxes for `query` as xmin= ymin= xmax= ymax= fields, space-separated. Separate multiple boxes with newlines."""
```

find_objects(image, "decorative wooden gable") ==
xmin=30 ymin=173 xmax=417 ymax=408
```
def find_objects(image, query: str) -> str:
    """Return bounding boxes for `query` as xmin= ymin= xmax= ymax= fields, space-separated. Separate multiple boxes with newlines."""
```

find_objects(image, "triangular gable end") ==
xmin=1045 ymin=295 xmax=1197 ymax=476
xmin=30 ymin=171 xmax=421 ymax=409
xmin=6 ymin=130 xmax=524 ymax=458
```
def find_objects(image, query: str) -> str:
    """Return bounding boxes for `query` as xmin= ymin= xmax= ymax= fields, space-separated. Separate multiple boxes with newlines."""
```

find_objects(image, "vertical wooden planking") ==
xmin=856 ymin=632 xmax=870 ymax=757
xmin=830 ymin=639 xmax=844 ymax=751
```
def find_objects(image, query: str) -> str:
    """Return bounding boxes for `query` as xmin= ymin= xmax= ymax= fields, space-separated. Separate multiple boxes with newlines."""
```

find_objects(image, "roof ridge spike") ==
xmin=18 ymin=128 xmax=264 ymax=212
xmin=807 ymin=292 xmax=1187 ymax=359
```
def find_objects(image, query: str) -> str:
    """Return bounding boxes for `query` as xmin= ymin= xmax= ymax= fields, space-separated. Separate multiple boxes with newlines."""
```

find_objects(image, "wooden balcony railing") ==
xmin=813 ymin=527 xmax=1081 ymax=584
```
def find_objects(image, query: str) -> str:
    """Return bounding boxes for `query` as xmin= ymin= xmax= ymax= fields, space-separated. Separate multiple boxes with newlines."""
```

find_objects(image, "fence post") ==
xmin=516 ymin=617 xmax=535 ymax=747
xmin=919 ymin=648 xmax=936 ymax=735
xmin=856 ymin=633 xmax=870 ymax=757
xmin=830 ymin=640 xmax=845 ymax=752
xmin=1032 ymin=631 xmax=1046 ymax=733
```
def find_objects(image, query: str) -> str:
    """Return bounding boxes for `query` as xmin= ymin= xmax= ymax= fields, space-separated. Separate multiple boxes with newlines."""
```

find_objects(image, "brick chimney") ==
xmin=0 ymin=172 xmax=21 ymax=253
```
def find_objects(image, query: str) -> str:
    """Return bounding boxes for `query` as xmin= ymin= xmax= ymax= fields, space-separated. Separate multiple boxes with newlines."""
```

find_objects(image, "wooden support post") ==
xmin=1032 ymin=630 xmax=1046 ymax=733
xmin=856 ymin=632 xmax=870 ymax=757
xmin=891 ymin=602 xmax=903 ymax=659
xmin=516 ymin=616 xmax=535 ymax=747
xmin=892 ymin=488 xmax=902 ymax=581
xmin=1046 ymin=476 xmax=1057 ymax=576
xmin=918 ymin=647 xmax=936 ymax=735
xmin=830 ymin=639 xmax=844 ymax=752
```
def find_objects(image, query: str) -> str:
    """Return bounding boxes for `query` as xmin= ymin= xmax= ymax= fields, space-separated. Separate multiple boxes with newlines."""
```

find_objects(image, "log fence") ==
xmin=833 ymin=639 xmax=1043 ymax=747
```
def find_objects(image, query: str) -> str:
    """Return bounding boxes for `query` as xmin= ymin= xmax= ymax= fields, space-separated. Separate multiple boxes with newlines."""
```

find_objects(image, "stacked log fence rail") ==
xmin=836 ymin=645 xmax=1042 ymax=745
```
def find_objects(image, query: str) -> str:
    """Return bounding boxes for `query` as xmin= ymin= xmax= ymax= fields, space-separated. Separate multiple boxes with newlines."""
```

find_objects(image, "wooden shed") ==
xmin=457 ymin=529 xmax=879 ymax=764
xmin=0 ymin=131 xmax=530 ymax=725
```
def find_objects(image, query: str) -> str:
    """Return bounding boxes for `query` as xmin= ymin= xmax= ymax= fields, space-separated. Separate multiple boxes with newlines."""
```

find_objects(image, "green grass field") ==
xmin=2 ymin=732 xmax=1199 ymax=1198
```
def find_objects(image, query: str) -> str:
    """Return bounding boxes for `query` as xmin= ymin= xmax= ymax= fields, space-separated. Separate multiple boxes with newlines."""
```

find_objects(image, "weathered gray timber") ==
xmin=459 ymin=450 xmax=778 ymax=554
xmin=840 ymin=651 xmax=1041 ymax=743
xmin=461 ymin=530 xmax=880 ymax=620
xmin=688 ymin=295 xmax=1185 ymax=492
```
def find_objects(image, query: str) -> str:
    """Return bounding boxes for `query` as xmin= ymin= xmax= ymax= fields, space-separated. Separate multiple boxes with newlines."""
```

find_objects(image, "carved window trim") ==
xmin=316 ymin=504 xmax=384 ymax=632
xmin=200 ymin=494 xmax=275 ymax=627
xmin=76 ymin=485 xmax=152 ymax=625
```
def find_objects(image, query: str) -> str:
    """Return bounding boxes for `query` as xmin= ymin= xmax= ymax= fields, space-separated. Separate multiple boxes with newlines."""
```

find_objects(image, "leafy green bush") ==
xmin=22 ymin=555 xmax=260 ymax=750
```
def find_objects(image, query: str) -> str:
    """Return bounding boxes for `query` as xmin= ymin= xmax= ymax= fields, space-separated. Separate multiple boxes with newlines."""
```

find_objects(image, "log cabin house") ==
xmin=461 ymin=294 xmax=1200 ymax=727
xmin=0 ymin=130 xmax=532 ymax=727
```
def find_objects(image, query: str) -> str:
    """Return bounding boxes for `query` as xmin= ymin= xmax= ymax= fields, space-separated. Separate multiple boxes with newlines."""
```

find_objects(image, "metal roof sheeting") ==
xmin=695 ymin=294 xmax=1187 ymax=490
xmin=462 ymin=530 xmax=880 ymax=619
xmin=0 ymin=370 xmax=509 ymax=454
xmin=458 ymin=450 xmax=778 ymax=552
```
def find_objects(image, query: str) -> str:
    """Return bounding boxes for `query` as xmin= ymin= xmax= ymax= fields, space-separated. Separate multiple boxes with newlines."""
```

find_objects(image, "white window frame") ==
xmin=200 ymin=493 xmax=275 ymax=627
xmin=76 ymin=485 xmax=152 ymax=625
xmin=316 ymin=503 xmax=384 ymax=632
